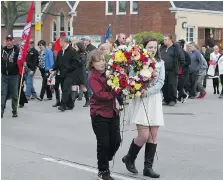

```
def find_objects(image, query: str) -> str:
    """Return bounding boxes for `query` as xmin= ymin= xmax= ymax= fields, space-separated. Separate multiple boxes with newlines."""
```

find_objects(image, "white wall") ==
xmin=175 ymin=11 xmax=223 ymax=43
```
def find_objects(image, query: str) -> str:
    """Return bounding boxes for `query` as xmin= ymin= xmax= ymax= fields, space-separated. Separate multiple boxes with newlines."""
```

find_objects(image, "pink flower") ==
xmin=149 ymin=67 xmax=154 ymax=73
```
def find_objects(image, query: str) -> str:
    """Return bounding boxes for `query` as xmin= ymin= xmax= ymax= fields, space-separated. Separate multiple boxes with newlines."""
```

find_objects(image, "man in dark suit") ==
xmin=50 ymin=36 xmax=78 ymax=112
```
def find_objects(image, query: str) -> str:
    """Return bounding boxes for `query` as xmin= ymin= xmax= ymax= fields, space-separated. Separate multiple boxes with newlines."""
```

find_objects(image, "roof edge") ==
xmin=169 ymin=7 xmax=223 ymax=14
xmin=66 ymin=1 xmax=73 ymax=10
xmin=170 ymin=1 xmax=176 ymax=8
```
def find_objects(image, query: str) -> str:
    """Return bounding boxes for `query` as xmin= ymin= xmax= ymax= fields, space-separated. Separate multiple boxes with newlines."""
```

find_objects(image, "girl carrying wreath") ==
xmin=122 ymin=36 xmax=165 ymax=178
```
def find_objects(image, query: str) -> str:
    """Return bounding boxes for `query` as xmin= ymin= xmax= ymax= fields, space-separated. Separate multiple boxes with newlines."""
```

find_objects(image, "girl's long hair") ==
xmin=142 ymin=36 xmax=161 ymax=61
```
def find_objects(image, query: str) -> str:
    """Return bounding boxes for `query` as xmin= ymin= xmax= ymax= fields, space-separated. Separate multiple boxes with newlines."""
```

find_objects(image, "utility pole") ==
xmin=35 ymin=1 xmax=42 ymax=47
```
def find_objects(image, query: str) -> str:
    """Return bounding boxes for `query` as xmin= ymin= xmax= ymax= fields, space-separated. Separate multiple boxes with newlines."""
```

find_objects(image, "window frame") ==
xmin=186 ymin=26 xmax=195 ymax=43
xmin=67 ymin=21 xmax=71 ymax=36
xmin=105 ymin=1 xmax=113 ymax=15
xmin=130 ymin=1 xmax=138 ymax=14
xmin=116 ymin=1 xmax=127 ymax=15
xmin=59 ymin=12 xmax=65 ymax=35
xmin=51 ymin=20 xmax=57 ymax=42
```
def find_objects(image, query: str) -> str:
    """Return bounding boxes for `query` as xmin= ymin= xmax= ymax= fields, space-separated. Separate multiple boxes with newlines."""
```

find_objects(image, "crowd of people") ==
xmin=1 ymin=32 xmax=223 ymax=180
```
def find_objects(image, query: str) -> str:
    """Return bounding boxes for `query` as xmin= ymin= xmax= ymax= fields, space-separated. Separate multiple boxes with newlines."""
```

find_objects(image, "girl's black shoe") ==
xmin=97 ymin=170 xmax=114 ymax=180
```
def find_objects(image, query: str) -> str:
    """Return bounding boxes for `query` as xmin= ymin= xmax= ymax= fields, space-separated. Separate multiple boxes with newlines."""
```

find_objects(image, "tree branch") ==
xmin=13 ymin=11 xmax=29 ymax=23
xmin=16 ymin=2 xmax=25 ymax=8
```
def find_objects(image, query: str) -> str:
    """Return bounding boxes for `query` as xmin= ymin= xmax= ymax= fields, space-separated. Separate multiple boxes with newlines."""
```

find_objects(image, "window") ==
xmin=51 ymin=21 xmax=57 ymax=42
xmin=214 ymin=29 xmax=222 ymax=40
xmin=130 ymin=1 xmax=138 ymax=14
xmin=116 ymin=1 xmax=126 ymax=15
xmin=60 ymin=12 xmax=65 ymax=34
xmin=186 ymin=26 xmax=195 ymax=42
xmin=67 ymin=21 xmax=71 ymax=36
xmin=106 ymin=1 xmax=113 ymax=15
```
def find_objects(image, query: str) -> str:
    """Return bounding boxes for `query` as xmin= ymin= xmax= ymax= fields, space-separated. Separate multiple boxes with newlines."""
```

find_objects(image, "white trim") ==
xmin=170 ymin=1 xmax=176 ymax=8
xmin=186 ymin=26 xmax=195 ymax=43
xmin=40 ymin=1 xmax=51 ymax=16
xmin=116 ymin=1 xmax=126 ymax=15
xmin=169 ymin=7 xmax=223 ymax=15
xmin=130 ymin=1 xmax=138 ymax=15
xmin=71 ymin=1 xmax=79 ymax=13
xmin=1 ymin=23 xmax=35 ymax=26
xmin=65 ymin=1 xmax=73 ymax=10
xmin=105 ymin=1 xmax=113 ymax=15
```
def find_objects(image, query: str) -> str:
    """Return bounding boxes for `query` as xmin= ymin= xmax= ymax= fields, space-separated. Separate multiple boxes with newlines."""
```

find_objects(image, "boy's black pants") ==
xmin=91 ymin=114 xmax=121 ymax=171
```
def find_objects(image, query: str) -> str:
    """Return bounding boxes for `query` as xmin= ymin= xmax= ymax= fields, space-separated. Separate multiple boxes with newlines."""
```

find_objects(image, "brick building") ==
xmin=1 ymin=1 xmax=223 ymax=48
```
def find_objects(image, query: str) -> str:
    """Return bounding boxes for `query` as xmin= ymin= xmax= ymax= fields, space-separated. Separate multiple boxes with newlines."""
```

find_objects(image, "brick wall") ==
xmin=1 ymin=1 xmax=176 ymax=45
xmin=73 ymin=1 xmax=176 ymax=40
xmin=42 ymin=1 xmax=71 ymax=43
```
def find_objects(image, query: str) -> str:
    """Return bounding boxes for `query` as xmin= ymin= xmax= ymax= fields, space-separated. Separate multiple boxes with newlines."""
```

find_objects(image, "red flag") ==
xmin=54 ymin=33 xmax=67 ymax=52
xmin=17 ymin=1 xmax=35 ymax=75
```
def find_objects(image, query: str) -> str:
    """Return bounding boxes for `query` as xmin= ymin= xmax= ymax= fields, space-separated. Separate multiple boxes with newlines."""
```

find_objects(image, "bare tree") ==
xmin=1 ymin=1 xmax=30 ymax=35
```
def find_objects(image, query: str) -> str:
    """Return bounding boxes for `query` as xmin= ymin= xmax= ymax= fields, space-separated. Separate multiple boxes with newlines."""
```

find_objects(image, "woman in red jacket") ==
xmin=88 ymin=49 xmax=121 ymax=180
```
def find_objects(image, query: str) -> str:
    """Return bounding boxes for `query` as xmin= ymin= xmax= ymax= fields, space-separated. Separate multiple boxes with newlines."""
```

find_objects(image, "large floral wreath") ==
xmin=106 ymin=44 xmax=158 ymax=98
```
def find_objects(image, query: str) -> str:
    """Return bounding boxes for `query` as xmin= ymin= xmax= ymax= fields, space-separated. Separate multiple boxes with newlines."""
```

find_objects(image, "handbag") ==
xmin=207 ymin=64 xmax=216 ymax=77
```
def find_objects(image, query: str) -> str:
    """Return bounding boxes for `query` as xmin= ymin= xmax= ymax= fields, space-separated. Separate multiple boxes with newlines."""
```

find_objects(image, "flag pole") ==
xmin=17 ymin=65 xmax=25 ymax=112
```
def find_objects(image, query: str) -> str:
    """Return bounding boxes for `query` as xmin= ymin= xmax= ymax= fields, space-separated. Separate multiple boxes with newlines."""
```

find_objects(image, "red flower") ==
xmin=115 ymin=88 xmax=121 ymax=94
xmin=140 ymin=54 xmax=146 ymax=62
xmin=120 ymin=78 xmax=128 ymax=88
xmin=141 ymin=82 xmax=146 ymax=87
xmin=151 ymin=63 xmax=155 ymax=69
xmin=116 ymin=65 xmax=121 ymax=71
xmin=112 ymin=64 xmax=117 ymax=69
xmin=112 ymin=55 xmax=115 ymax=59
xmin=124 ymin=52 xmax=131 ymax=59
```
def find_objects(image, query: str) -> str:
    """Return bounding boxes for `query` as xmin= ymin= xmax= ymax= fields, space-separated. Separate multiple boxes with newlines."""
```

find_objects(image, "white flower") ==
xmin=133 ymin=76 xmax=140 ymax=81
xmin=126 ymin=46 xmax=132 ymax=52
xmin=106 ymin=70 xmax=111 ymax=77
xmin=123 ymin=89 xmax=129 ymax=96
xmin=108 ymin=59 xmax=114 ymax=66
xmin=140 ymin=65 xmax=152 ymax=78
xmin=118 ymin=45 xmax=128 ymax=51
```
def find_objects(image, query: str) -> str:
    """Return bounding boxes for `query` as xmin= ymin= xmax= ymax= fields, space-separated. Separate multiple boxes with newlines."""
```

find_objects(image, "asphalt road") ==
xmin=1 ymin=78 xmax=223 ymax=180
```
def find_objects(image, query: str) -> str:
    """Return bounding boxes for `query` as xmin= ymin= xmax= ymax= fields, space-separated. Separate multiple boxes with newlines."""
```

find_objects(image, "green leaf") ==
xmin=134 ymin=31 xmax=164 ymax=45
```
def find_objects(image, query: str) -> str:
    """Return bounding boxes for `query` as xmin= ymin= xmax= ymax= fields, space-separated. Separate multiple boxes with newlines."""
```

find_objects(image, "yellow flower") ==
xmin=112 ymin=81 xmax=120 ymax=89
xmin=138 ymin=61 xmax=142 ymax=66
xmin=114 ymin=50 xmax=127 ymax=63
xmin=136 ymin=71 xmax=140 ymax=75
xmin=134 ymin=83 xmax=141 ymax=90
xmin=113 ymin=76 xmax=119 ymax=83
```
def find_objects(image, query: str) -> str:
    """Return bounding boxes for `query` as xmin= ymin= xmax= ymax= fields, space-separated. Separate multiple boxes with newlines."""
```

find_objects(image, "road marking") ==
xmin=43 ymin=157 xmax=138 ymax=180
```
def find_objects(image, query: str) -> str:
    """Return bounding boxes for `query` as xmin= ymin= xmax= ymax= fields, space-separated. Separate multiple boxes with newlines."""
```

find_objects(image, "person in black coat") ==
xmin=72 ymin=41 xmax=89 ymax=107
xmin=50 ymin=36 xmax=78 ymax=112
xmin=177 ymin=39 xmax=191 ymax=103
xmin=160 ymin=35 xmax=185 ymax=106
xmin=1 ymin=35 xmax=20 ymax=118
xmin=25 ymin=40 xmax=38 ymax=100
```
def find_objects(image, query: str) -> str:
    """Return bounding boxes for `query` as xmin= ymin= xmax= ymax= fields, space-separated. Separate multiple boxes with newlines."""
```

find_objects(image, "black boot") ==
xmin=83 ymin=91 xmax=90 ymax=107
xmin=52 ymin=100 xmax=60 ymax=107
xmin=213 ymin=86 xmax=216 ymax=94
xmin=122 ymin=139 xmax=142 ymax=174
xmin=12 ymin=111 xmax=18 ymax=118
xmin=217 ymin=86 xmax=220 ymax=94
xmin=143 ymin=143 xmax=160 ymax=178
xmin=71 ymin=91 xmax=78 ymax=102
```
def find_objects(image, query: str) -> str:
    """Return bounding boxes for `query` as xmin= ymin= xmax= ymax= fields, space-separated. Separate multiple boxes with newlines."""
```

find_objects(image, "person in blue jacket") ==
xmin=36 ymin=40 xmax=54 ymax=101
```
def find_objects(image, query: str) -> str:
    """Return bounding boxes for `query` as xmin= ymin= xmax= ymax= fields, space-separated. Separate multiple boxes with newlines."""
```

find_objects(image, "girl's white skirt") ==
xmin=127 ymin=92 xmax=164 ymax=126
